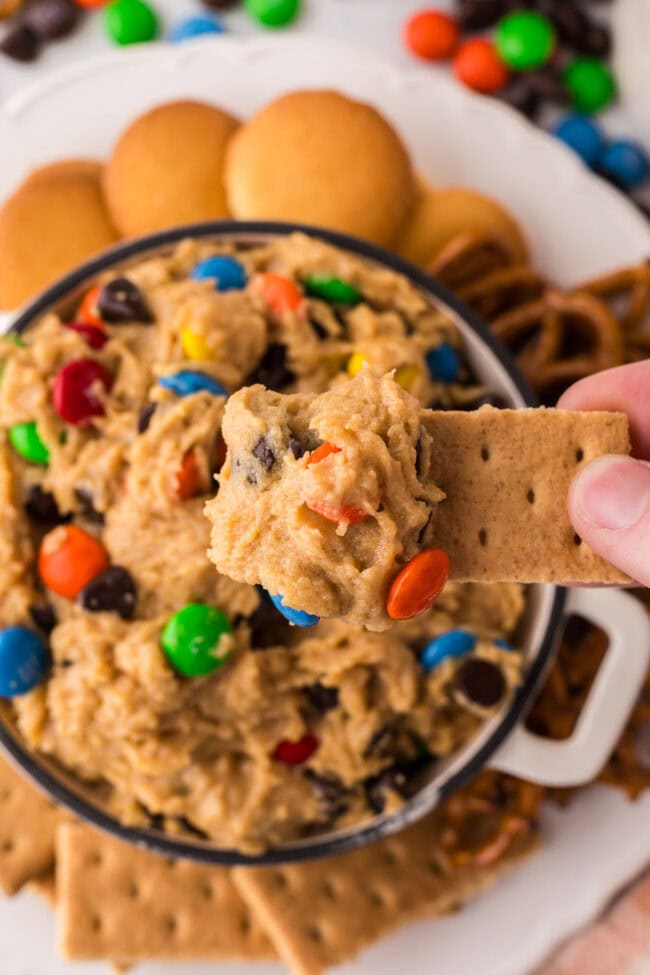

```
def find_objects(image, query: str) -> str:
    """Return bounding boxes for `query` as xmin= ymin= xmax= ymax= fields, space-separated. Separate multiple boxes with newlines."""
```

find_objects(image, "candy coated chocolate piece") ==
xmin=495 ymin=11 xmax=555 ymax=71
xmin=169 ymin=14 xmax=225 ymax=42
xmin=38 ymin=525 xmax=109 ymax=598
xmin=268 ymin=592 xmax=319 ymax=628
xmin=79 ymin=565 xmax=137 ymax=620
xmin=564 ymin=57 xmax=616 ymax=114
xmin=0 ymin=22 xmax=40 ymax=61
xmin=454 ymin=657 xmax=507 ymax=709
xmin=453 ymin=38 xmax=510 ymax=94
xmin=244 ymin=0 xmax=300 ymax=28
xmin=420 ymin=629 xmax=476 ymax=673
xmin=161 ymin=603 xmax=233 ymax=676
xmin=66 ymin=321 xmax=108 ymax=349
xmin=553 ymin=114 xmax=604 ymax=167
xmin=0 ymin=626 xmax=49 ymax=698
xmin=104 ymin=0 xmax=159 ymax=45
xmin=246 ymin=342 xmax=295 ymax=391
xmin=24 ymin=0 xmax=81 ymax=39
xmin=598 ymin=140 xmax=650 ymax=190
xmin=304 ymin=275 xmax=360 ymax=305
xmin=158 ymin=370 xmax=228 ymax=398
xmin=273 ymin=734 xmax=319 ymax=764
xmin=403 ymin=9 xmax=460 ymax=62
xmin=9 ymin=421 xmax=50 ymax=464
xmin=426 ymin=341 xmax=461 ymax=383
xmin=52 ymin=358 xmax=113 ymax=425
xmin=97 ymin=277 xmax=152 ymax=323
xmin=190 ymin=255 xmax=246 ymax=291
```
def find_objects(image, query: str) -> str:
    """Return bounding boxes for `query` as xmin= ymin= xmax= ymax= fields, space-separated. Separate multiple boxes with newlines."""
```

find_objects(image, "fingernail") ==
xmin=572 ymin=455 xmax=650 ymax=531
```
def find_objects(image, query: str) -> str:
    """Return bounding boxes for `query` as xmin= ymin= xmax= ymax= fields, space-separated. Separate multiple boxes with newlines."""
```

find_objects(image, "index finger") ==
xmin=557 ymin=360 xmax=650 ymax=459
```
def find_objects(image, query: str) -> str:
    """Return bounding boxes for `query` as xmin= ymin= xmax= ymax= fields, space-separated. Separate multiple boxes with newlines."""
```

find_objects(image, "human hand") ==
xmin=561 ymin=360 xmax=650 ymax=587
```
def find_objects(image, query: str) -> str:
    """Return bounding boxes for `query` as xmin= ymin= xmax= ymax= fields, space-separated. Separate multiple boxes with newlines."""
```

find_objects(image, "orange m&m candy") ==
xmin=174 ymin=449 xmax=203 ymax=501
xmin=453 ymin=38 xmax=510 ymax=94
xmin=77 ymin=285 xmax=105 ymax=327
xmin=404 ymin=9 xmax=460 ymax=62
xmin=257 ymin=273 xmax=303 ymax=315
xmin=38 ymin=525 xmax=109 ymax=598
xmin=386 ymin=548 xmax=450 ymax=621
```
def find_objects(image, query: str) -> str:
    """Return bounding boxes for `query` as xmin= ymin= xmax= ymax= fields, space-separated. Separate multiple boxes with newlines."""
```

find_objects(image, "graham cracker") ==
xmin=56 ymin=822 xmax=276 ymax=962
xmin=0 ymin=754 xmax=59 ymax=894
xmin=425 ymin=407 xmax=630 ymax=584
xmin=233 ymin=813 xmax=538 ymax=975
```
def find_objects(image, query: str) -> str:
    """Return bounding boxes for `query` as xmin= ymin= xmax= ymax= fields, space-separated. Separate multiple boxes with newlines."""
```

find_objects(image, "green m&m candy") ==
xmin=304 ymin=275 xmax=361 ymax=305
xmin=495 ymin=11 xmax=555 ymax=71
xmin=244 ymin=0 xmax=301 ymax=29
xmin=564 ymin=58 xmax=616 ymax=114
xmin=9 ymin=422 xmax=50 ymax=466
xmin=104 ymin=0 xmax=159 ymax=46
xmin=161 ymin=603 xmax=233 ymax=677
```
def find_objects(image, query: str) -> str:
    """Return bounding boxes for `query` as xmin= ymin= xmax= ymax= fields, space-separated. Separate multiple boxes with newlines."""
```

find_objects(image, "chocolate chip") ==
xmin=364 ymin=767 xmax=410 ymax=815
xmin=252 ymin=436 xmax=276 ymax=470
xmin=60 ymin=659 xmax=74 ymax=669
xmin=308 ymin=317 xmax=328 ymax=341
xmin=0 ymin=24 xmax=40 ymax=62
xmin=24 ymin=0 xmax=81 ymax=40
xmin=79 ymin=566 xmax=137 ymax=620
xmin=499 ymin=81 xmax=541 ymax=120
xmin=457 ymin=0 xmax=507 ymax=30
xmin=289 ymin=437 xmax=307 ymax=459
xmin=563 ymin=614 xmax=590 ymax=649
xmin=455 ymin=658 xmax=507 ymax=710
xmin=525 ymin=66 xmax=570 ymax=106
xmin=365 ymin=724 xmax=397 ymax=757
xmin=74 ymin=488 xmax=105 ymax=526
xmin=136 ymin=402 xmax=157 ymax=434
xmin=304 ymin=682 xmax=339 ymax=713
xmin=246 ymin=343 xmax=295 ymax=391
xmin=29 ymin=603 xmax=57 ymax=635
xmin=538 ymin=0 xmax=610 ymax=57
xmin=24 ymin=485 xmax=68 ymax=525
xmin=97 ymin=278 xmax=153 ymax=324
xmin=248 ymin=590 xmax=293 ymax=649
xmin=304 ymin=770 xmax=349 ymax=819
xmin=462 ymin=392 xmax=510 ymax=411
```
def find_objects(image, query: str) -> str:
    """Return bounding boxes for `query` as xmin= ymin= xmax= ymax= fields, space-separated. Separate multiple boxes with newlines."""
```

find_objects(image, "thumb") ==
xmin=568 ymin=454 xmax=650 ymax=586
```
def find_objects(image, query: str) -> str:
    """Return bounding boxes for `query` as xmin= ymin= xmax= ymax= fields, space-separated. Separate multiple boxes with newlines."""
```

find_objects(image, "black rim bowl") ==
xmin=0 ymin=220 xmax=567 ymax=864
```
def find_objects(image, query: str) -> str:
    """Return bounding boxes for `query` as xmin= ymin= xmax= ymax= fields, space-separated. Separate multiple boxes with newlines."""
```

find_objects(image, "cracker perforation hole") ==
xmin=306 ymin=925 xmax=323 ymax=944
xmin=240 ymin=916 xmax=252 ymax=935
xmin=573 ymin=533 xmax=582 ymax=547
xmin=481 ymin=445 xmax=490 ymax=462
xmin=163 ymin=915 xmax=177 ymax=935
xmin=527 ymin=488 xmax=535 ymax=504
xmin=127 ymin=882 xmax=139 ymax=900
xmin=368 ymin=890 xmax=385 ymax=908
xmin=0 ymin=788 xmax=11 ymax=802
xmin=382 ymin=848 xmax=400 ymax=867
xmin=88 ymin=852 xmax=103 ymax=867
xmin=273 ymin=871 xmax=289 ymax=890
xmin=320 ymin=879 xmax=336 ymax=900
xmin=90 ymin=915 xmax=102 ymax=933
xmin=429 ymin=858 xmax=443 ymax=875
xmin=200 ymin=883 xmax=213 ymax=901
xmin=479 ymin=528 xmax=488 ymax=547
xmin=575 ymin=448 xmax=584 ymax=463
xmin=2 ymin=838 xmax=14 ymax=854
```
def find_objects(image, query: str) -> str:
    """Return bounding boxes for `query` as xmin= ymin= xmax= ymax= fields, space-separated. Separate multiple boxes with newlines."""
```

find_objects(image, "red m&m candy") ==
xmin=53 ymin=358 xmax=113 ymax=426
xmin=66 ymin=322 xmax=108 ymax=350
xmin=273 ymin=734 xmax=319 ymax=765
xmin=404 ymin=9 xmax=460 ymax=62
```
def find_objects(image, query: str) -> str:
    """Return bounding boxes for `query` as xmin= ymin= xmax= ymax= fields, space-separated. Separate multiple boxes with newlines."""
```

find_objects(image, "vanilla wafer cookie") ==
xmin=56 ymin=822 xmax=275 ymax=961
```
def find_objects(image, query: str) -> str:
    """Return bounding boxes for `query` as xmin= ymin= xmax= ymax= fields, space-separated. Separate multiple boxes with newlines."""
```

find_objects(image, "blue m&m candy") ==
xmin=426 ymin=342 xmax=461 ymax=383
xmin=420 ymin=629 xmax=476 ymax=673
xmin=158 ymin=371 xmax=228 ymax=398
xmin=268 ymin=593 xmax=319 ymax=628
xmin=0 ymin=626 xmax=49 ymax=698
xmin=598 ymin=139 xmax=650 ymax=190
xmin=552 ymin=114 xmax=604 ymax=167
xmin=191 ymin=256 xmax=247 ymax=292
xmin=494 ymin=637 xmax=513 ymax=651
xmin=169 ymin=15 xmax=225 ymax=43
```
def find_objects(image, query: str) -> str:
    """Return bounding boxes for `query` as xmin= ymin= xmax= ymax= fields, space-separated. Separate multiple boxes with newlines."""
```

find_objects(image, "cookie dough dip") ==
xmin=0 ymin=231 xmax=525 ymax=853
